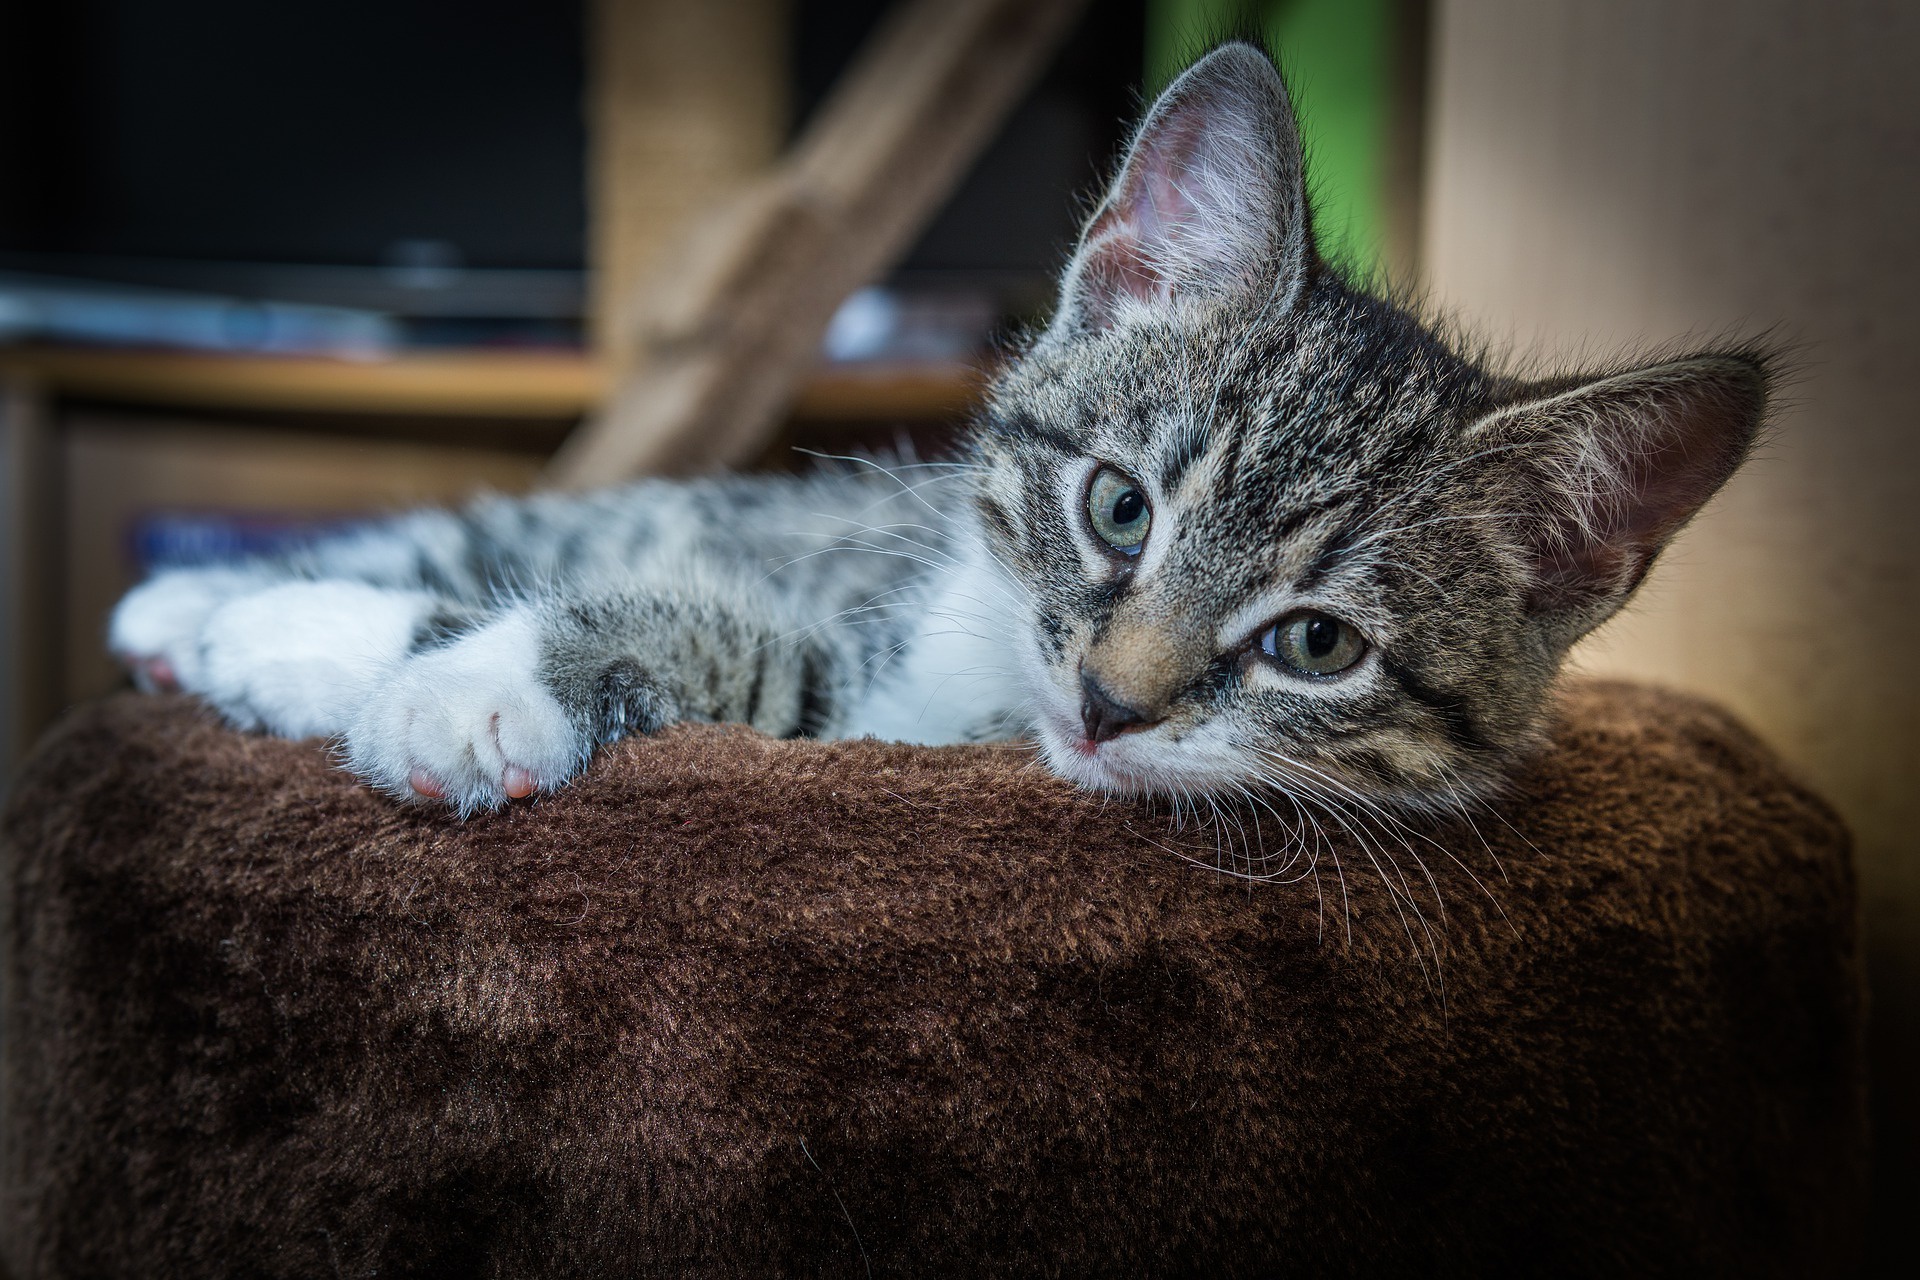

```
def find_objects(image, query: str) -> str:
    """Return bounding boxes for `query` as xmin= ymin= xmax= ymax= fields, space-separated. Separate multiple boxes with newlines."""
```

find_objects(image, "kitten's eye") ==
xmin=1086 ymin=465 xmax=1151 ymax=554
xmin=1259 ymin=610 xmax=1368 ymax=677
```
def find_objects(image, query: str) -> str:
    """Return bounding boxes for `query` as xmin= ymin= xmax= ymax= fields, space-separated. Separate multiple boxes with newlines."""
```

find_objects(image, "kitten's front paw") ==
xmin=109 ymin=568 xmax=261 ymax=692
xmin=344 ymin=612 xmax=587 ymax=815
xmin=199 ymin=581 xmax=431 ymax=737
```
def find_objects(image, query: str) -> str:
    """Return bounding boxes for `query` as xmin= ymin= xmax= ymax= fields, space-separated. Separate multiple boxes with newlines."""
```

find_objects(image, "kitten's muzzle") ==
xmin=1080 ymin=671 xmax=1160 ymax=744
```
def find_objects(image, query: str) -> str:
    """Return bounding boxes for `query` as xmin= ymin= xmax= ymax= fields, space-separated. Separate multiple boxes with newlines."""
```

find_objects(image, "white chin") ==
xmin=1036 ymin=723 xmax=1156 ymax=797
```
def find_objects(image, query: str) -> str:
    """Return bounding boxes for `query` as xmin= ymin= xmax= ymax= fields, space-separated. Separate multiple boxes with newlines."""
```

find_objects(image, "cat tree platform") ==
xmin=0 ymin=681 xmax=1865 ymax=1275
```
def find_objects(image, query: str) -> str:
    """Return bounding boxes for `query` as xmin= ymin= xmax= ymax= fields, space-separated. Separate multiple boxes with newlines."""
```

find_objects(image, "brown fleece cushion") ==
xmin=0 ymin=681 xmax=1864 ymax=1277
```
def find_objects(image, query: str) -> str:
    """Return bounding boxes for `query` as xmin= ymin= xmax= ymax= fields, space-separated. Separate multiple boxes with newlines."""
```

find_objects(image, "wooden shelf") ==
xmin=0 ymin=345 xmax=984 ymax=423
xmin=0 ymin=346 xmax=597 ymax=418
xmin=794 ymin=361 xmax=988 ymax=422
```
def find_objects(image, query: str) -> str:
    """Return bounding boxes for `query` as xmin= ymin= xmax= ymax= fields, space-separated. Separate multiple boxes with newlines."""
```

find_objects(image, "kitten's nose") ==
xmin=1080 ymin=671 xmax=1157 ymax=743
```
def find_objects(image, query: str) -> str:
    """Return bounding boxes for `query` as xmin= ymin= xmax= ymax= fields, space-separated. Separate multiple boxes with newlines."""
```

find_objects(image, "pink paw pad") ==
xmin=121 ymin=654 xmax=181 ymax=693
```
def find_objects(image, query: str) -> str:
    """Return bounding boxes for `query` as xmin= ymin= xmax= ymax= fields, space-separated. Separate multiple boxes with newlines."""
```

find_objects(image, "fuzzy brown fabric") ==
xmin=0 ymin=681 xmax=1864 ymax=1277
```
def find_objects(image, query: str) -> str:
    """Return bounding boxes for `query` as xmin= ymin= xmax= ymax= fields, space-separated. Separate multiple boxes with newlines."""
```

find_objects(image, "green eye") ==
xmin=1086 ymin=465 xmax=1151 ymax=554
xmin=1260 ymin=611 xmax=1368 ymax=677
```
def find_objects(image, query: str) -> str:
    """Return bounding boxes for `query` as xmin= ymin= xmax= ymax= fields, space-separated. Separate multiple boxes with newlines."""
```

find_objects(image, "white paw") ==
xmin=198 ymin=581 xmax=434 ymax=737
xmin=343 ymin=609 xmax=587 ymax=815
xmin=109 ymin=568 xmax=262 ymax=692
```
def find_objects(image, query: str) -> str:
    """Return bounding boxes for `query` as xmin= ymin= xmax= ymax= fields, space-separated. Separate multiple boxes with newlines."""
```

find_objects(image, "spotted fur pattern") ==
xmin=110 ymin=43 xmax=1767 ymax=817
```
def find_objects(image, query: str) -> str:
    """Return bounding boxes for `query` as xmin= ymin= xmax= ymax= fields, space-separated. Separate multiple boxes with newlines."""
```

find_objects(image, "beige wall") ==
xmin=1422 ymin=0 xmax=1918 ymax=1246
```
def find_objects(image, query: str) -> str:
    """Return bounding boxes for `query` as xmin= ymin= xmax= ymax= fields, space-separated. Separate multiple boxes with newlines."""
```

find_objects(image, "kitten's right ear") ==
xmin=1046 ymin=43 xmax=1312 ymax=341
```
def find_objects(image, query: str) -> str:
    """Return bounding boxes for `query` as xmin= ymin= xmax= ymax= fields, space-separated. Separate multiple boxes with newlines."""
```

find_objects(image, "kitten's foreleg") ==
xmin=109 ymin=506 xmax=513 ymax=704
xmin=342 ymin=584 xmax=828 ymax=814
xmin=110 ymin=574 xmax=467 ymax=742
xmin=114 ymin=570 xmax=466 ymax=741
xmin=196 ymin=581 xmax=464 ymax=738
xmin=110 ymin=566 xmax=275 ymax=693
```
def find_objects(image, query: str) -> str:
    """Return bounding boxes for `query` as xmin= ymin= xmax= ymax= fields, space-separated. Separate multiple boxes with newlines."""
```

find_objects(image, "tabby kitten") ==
xmin=110 ymin=43 xmax=1766 ymax=817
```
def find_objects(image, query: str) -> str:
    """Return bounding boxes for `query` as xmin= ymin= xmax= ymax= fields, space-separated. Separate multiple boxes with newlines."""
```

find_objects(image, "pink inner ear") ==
xmin=1530 ymin=526 xmax=1650 ymax=615
xmin=1074 ymin=234 xmax=1170 ymax=324
xmin=1524 ymin=364 xmax=1763 ymax=615
xmin=1051 ymin=43 xmax=1305 ymax=337
xmin=1074 ymin=113 xmax=1214 ymax=324
xmin=1112 ymin=109 xmax=1211 ymax=243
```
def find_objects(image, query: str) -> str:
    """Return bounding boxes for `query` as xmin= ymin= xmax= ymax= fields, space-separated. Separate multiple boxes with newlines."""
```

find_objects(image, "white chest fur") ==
xmin=842 ymin=538 xmax=1031 ymax=745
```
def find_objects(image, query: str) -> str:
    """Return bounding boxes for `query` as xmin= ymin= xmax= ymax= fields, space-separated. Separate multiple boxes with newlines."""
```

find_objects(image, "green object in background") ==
xmin=1144 ymin=0 xmax=1394 ymax=279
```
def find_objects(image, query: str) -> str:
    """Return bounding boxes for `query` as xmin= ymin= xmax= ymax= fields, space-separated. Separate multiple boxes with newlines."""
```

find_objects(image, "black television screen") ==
xmin=1 ymin=0 xmax=588 ymax=270
xmin=0 ymin=0 xmax=1140 ymax=342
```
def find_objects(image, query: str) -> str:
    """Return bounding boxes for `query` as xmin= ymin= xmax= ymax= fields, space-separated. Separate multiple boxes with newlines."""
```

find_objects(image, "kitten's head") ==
xmin=973 ymin=43 xmax=1766 ymax=809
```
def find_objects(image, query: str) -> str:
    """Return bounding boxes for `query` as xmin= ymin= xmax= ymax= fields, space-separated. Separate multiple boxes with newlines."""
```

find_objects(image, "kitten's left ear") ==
xmin=1472 ymin=354 xmax=1769 ymax=643
xmin=1047 ymin=42 xmax=1312 ymax=339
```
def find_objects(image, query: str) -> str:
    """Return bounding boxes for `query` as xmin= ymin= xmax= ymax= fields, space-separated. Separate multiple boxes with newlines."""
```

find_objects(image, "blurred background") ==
xmin=0 ymin=0 xmax=1912 ymax=1263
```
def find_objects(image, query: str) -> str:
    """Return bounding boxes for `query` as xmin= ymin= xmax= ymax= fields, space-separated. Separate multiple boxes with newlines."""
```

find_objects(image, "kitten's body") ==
xmin=111 ymin=44 xmax=1766 ymax=818
xmin=115 ymin=468 xmax=1027 ymax=810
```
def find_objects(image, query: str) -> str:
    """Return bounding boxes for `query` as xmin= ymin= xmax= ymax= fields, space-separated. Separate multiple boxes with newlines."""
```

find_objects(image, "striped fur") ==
xmin=109 ymin=43 xmax=1767 ymax=816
